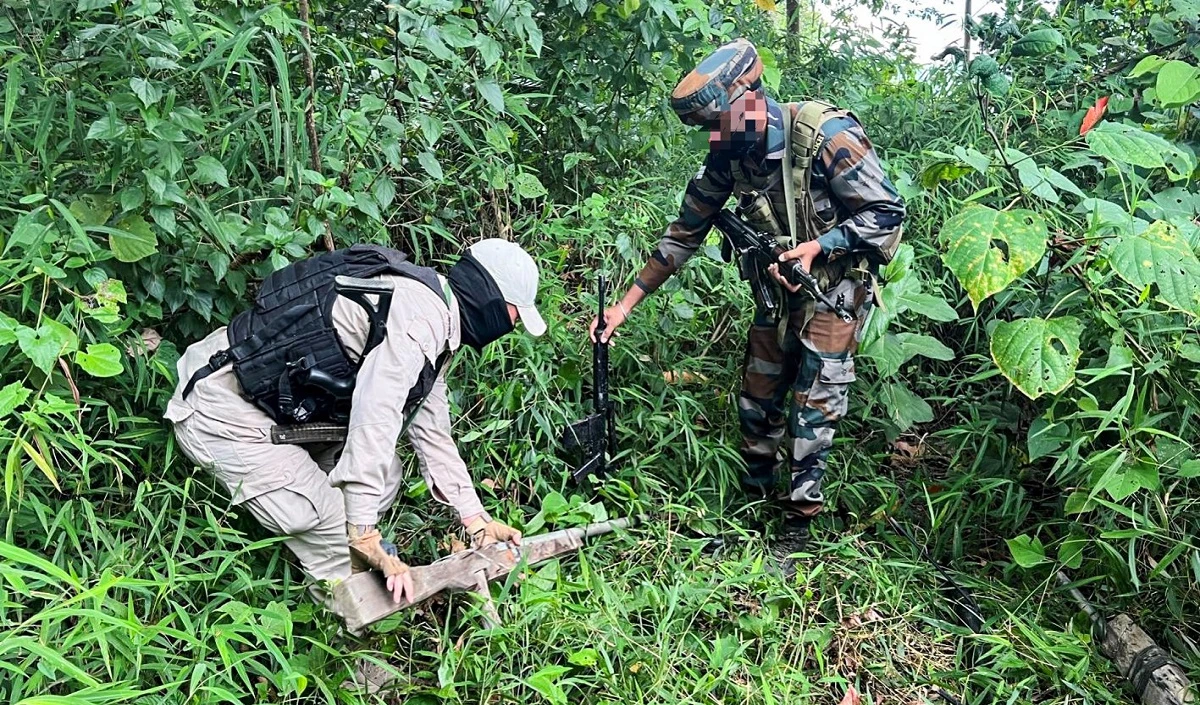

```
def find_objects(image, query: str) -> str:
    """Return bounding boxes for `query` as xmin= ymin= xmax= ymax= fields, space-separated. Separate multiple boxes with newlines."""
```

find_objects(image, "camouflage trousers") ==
xmin=738 ymin=277 xmax=867 ymax=518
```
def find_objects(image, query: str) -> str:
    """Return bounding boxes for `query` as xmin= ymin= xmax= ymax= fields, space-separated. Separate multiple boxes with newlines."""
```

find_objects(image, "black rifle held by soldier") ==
xmin=561 ymin=275 xmax=616 ymax=484
xmin=713 ymin=209 xmax=854 ymax=324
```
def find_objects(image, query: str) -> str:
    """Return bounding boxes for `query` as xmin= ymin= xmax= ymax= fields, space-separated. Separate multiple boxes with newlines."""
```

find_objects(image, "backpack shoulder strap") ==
xmin=788 ymin=100 xmax=850 ymax=244
xmin=791 ymin=100 xmax=839 ymax=180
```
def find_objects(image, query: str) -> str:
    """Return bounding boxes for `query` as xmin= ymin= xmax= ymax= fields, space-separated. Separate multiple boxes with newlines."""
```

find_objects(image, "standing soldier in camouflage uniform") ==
xmin=592 ymin=38 xmax=904 ymax=541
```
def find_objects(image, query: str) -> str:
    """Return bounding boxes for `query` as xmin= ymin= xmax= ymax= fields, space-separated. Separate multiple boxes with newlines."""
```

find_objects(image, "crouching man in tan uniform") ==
xmin=164 ymin=239 xmax=545 ymax=608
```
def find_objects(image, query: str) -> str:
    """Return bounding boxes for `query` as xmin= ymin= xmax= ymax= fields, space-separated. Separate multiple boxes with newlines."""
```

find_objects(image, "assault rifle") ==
xmin=331 ymin=517 xmax=634 ymax=633
xmin=712 ymin=209 xmax=854 ymax=323
xmin=560 ymin=275 xmax=615 ymax=484
xmin=1057 ymin=571 xmax=1194 ymax=705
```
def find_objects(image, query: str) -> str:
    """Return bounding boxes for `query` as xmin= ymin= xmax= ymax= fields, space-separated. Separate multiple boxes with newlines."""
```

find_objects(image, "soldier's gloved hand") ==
xmin=588 ymin=303 xmax=628 ymax=344
xmin=347 ymin=524 xmax=415 ymax=604
xmin=464 ymin=515 xmax=523 ymax=549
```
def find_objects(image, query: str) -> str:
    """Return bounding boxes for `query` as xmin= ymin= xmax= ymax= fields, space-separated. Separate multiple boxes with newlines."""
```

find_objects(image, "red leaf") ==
xmin=838 ymin=685 xmax=862 ymax=705
xmin=1079 ymin=96 xmax=1109 ymax=136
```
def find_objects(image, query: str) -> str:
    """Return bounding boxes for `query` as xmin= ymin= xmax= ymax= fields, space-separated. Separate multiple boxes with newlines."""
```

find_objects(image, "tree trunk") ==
xmin=298 ymin=0 xmax=335 ymax=252
xmin=786 ymin=0 xmax=800 ymax=61
xmin=963 ymin=0 xmax=972 ymax=64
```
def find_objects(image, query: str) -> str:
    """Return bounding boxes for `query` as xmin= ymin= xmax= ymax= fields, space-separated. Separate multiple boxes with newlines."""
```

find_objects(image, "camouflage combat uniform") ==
xmin=639 ymin=39 xmax=905 ymax=518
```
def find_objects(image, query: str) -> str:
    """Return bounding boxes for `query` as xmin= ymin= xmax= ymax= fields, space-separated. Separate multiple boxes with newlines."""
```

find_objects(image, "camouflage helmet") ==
xmin=670 ymin=38 xmax=764 ymax=127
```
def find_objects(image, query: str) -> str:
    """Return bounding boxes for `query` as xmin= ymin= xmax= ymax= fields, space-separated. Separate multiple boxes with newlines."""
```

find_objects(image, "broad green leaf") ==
xmin=920 ymin=161 xmax=971 ymax=189
xmin=1006 ymin=148 xmax=1058 ymax=203
xmin=1155 ymin=60 xmax=1200 ymax=108
xmin=77 ymin=0 xmax=113 ymax=10
xmin=109 ymin=215 xmax=159 ymax=262
xmin=1094 ymin=459 xmax=1159 ymax=501
xmin=420 ymin=26 xmax=456 ymax=62
xmin=476 ymin=78 xmax=505 ymax=113
xmin=953 ymin=145 xmax=991 ymax=174
xmin=967 ymin=55 xmax=1000 ymax=78
xmin=513 ymin=172 xmax=547 ymax=200
xmin=1058 ymin=535 xmax=1086 ymax=569
xmin=1075 ymin=198 xmax=1147 ymax=234
xmin=192 ymin=155 xmax=228 ymax=187
xmin=406 ymin=57 xmax=430 ymax=83
xmin=1011 ymin=28 xmax=1063 ymax=56
xmin=0 ymin=382 xmax=31 ymax=419
xmin=157 ymin=141 xmax=183 ymax=176
xmin=1178 ymin=460 xmax=1200 ymax=478
xmin=170 ymin=107 xmax=205 ymax=133
xmin=147 ymin=56 xmax=182 ymax=71
xmin=981 ymin=72 xmax=1010 ymax=96
xmin=1109 ymin=221 xmax=1200 ymax=316
xmin=1006 ymin=534 xmax=1046 ymax=568
xmin=15 ymin=320 xmax=79 ymax=373
xmin=477 ymin=35 xmax=503 ymax=68
xmin=417 ymin=152 xmax=444 ymax=180
xmin=2 ymin=213 xmax=51 ymax=255
xmin=75 ymin=343 xmax=124 ymax=377
xmin=130 ymin=77 xmax=162 ymax=107
xmin=864 ymin=333 xmax=954 ymax=377
xmin=1086 ymin=122 xmax=1190 ymax=176
xmin=1128 ymin=55 xmax=1167 ymax=78
xmin=418 ymin=114 xmax=444 ymax=147
xmin=1027 ymin=417 xmax=1069 ymax=461
xmin=85 ymin=116 xmax=128 ymax=141
xmin=879 ymin=381 xmax=933 ymax=431
xmin=119 ymin=186 xmax=145 ymax=212
xmin=938 ymin=205 xmax=1047 ymax=309
xmin=1148 ymin=188 xmax=1199 ymax=220
xmin=69 ymin=195 xmax=113 ymax=227
xmin=150 ymin=206 xmax=175 ymax=235
xmin=0 ymin=313 xmax=18 ymax=346
xmin=373 ymin=178 xmax=396 ymax=211
xmin=354 ymin=191 xmax=382 ymax=222
xmin=897 ymin=291 xmax=958 ymax=321
xmin=1041 ymin=166 xmax=1084 ymax=198
xmin=568 ymin=648 xmax=599 ymax=667
xmin=990 ymin=316 xmax=1083 ymax=399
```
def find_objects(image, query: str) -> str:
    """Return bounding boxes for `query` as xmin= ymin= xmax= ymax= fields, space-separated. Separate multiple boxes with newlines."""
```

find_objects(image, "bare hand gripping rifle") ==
xmin=331 ymin=517 xmax=634 ymax=634
xmin=560 ymin=275 xmax=616 ymax=484
xmin=712 ymin=209 xmax=854 ymax=324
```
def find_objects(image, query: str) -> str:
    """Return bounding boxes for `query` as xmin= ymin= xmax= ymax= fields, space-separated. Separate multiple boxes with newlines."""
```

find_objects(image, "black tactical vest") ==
xmin=182 ymin=244 xmax=449 ymax=424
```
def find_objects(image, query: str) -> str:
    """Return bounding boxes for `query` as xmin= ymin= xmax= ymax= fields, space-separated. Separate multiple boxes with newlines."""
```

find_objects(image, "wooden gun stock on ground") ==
xmin=332 ymin=517 xmax=634 ymax=634
xmin=1058 ymin=571 xmax=1195 ymax=705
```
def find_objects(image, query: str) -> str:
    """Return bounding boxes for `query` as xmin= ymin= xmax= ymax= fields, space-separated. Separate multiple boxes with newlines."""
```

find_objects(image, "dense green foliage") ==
xmin=1 ymin=0 xmax=1197 ymax=702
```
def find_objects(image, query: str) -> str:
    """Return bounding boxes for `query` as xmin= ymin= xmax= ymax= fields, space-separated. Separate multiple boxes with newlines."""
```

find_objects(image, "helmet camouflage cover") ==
xmin=670 ymin=38 xmax=764 ymax=127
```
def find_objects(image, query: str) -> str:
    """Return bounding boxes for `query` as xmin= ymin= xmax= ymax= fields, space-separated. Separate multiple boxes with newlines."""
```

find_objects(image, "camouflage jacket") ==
xmin=636 ymin=96 xmax=905 ymax=294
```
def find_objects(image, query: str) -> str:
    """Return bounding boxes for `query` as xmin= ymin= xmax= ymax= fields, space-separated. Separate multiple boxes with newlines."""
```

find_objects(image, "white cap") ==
xmin=467 ymin=238 xmax=546 ymax=337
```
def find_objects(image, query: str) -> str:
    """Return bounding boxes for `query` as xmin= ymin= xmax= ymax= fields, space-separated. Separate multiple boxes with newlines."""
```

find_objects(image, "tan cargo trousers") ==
xmin=173 ymin=408 xmax=405 ymax=584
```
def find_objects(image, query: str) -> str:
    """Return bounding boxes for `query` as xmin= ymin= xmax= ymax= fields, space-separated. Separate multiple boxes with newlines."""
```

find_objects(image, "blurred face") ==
xmin=507 ymin=303 xmax=518 ymax=325
xmin=709 ymin=91 xmax=767 ymax=156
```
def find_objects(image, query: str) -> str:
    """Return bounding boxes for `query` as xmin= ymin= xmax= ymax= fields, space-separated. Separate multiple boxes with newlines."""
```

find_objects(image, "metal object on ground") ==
xmin=561 ymin=275 xmax=616 ymax=483
xmin=1057 ymin=572 xmax=1195 ymax=705
xmin=332 ymin=517 xmax=634 ymax=634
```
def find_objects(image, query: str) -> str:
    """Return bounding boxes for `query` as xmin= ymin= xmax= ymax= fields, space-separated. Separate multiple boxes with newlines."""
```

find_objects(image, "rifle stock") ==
xmin=331 ymin=517 xmax=634 ymax=633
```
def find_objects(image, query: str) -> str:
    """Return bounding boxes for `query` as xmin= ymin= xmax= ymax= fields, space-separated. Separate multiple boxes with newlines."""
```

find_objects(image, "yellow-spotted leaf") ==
xmin=938 ymin=205 xmax=1047 ymax=309
xmin=1109 ymin=221 xmax=1200 ymax=316
xmin=990 ymin=316 xmax=1083 ymax=399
